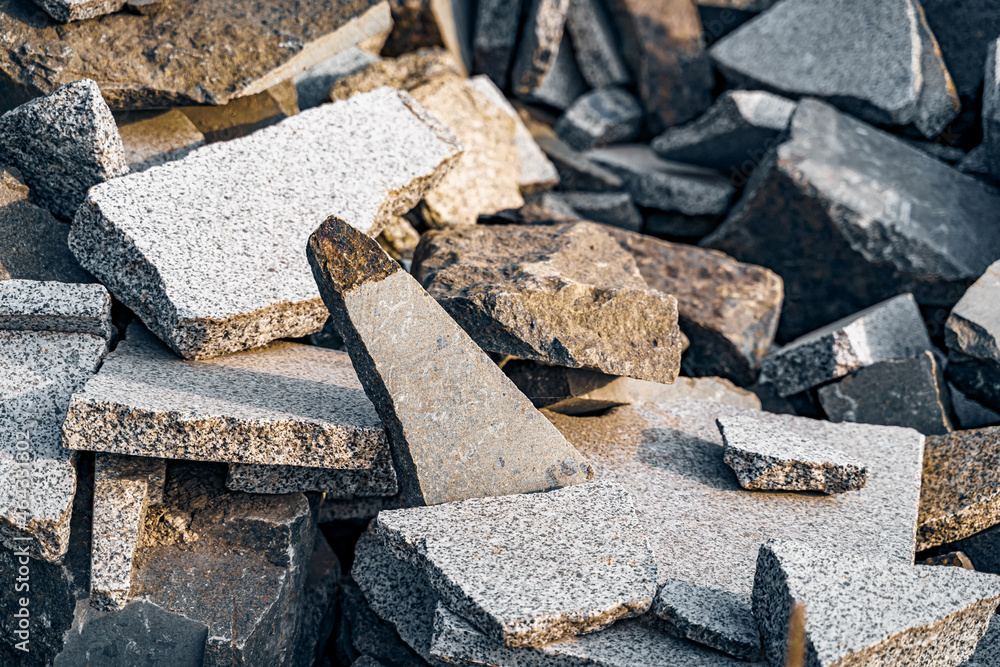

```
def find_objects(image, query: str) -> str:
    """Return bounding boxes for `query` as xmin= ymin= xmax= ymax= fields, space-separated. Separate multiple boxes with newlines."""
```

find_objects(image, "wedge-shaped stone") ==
xmin=472 ymin=0 xmax=522 ymax=88
xmin=517 ymin=31 xmax=587 ymax=110
xmin=710 ymin=0 xmax=959 ymax=137
xmin=0 ymin=280 xmax=111 ymax=340
xmin=412 ymin=222 xmax=684 ymax=383
xmin=556 ymin=87 xmax=643 ymax=151
xmin=510 ymin=0 xmax=571 ymax=99
xmin=760 ymin=294 xmax=932 ymax=397
xmin=0 ymin=79 xmax=127 ymax=219
xmin=307 ymin=217 xmax=594 ymax=506
xmin=946 ymin=259 xmax=1000 ymax=412
xmin=327 ymin=48 xmax=464 ymax=103
xmin=546 ymin=191 xmax=643 ymax=231
xmin=652 ymin=579 xmax=762 ymax=661
xmin=566 ymin=0 xmax=631 ymax=88
xmin=752 ymin=540 xmax=1000 ymax=667
xmin=70 ymin=88 xmax=460 ymax=359
xmin=116 ymin=109 xmax=205 ymax=173
xmin=30 ymin=0 xmax=123 ymax=22
xmin=718 ymin=415 xmax=868 ymax=493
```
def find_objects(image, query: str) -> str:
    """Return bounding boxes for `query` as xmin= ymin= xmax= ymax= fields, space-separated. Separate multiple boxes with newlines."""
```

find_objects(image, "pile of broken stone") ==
xmin=3 ymin=0 xmax=1000 ymax=665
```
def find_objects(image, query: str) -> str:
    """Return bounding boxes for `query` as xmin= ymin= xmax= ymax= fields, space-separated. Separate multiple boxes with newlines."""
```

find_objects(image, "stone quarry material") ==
xmin=335 ymin=573 xmax=426 ymax=666
xmin=308 ymin=217 xmax=594 ymax=506
xmin=412 ymin=222 xmax=684 ymax=383
xmin=956 ymin=525 xmax=1000 ymax=575
xmin=752 ymin=540 xmax=1000 ymax=667
xmin=710 ymin=0 xmax=959 ymax=138
xmin=565 ymin=0 xmax=631 ymax=88
xmin=922 ymin=0 xmax=1000 ymax=98
xmin=701 ymin=103 xmax=1000 ymax=343
xmin=608 ymin=226 xmax=782 ymax=385
xmin=178 ymin=80 xmax=299 ymax=144
xmin=920 ymin=551 xmax=975 ymax=569
xmin=294 ymin=47 xmax=379 ymax=110
xmin=946 ymin=259 xmax=1000 ymax=412
xmin=472 ymin=0 xmax=522 ymax=88
xmin=375 ymin=480 xmax=657 ymax=647
xmin=917 ymin=426 xmax=1000 ymax=551
xmin=518 ymin=32 xmax=588 ymax=110
xmin=0 ymin=0 xmax=392 ymax=110
xmin=0 ymin=280 xmax=111 ymax=339
xmin=510 ymin=0 xmax=571 ymax=99
xmin=985 ymin=39 xmax=1000 ymax=179
xmin=116 ymin=109 xmax=205 ymax=172
xmin=759 ymin=294 xmax=932 ymax=397
xmin=545 ymin=191 xmax=643 ymax=232
xmin=964 ymin=612 xmax=1000 ymax=667
xmin=226 ymin=451 xmax=398 ymax=498
xmin=652 ymin=90 xmax=795 ymax=177
xmin=717 ymin=415 xmax=868 ymax=493
xmin=555 ymin=87 xmax=643 ymax=151
xmin=0 ymin=79 xmax=127 ymax=219
xmin=294 ymin=533 xmax=342 ymax=667
xmin=652 ymin=579 xmax=762 ymax=661
xmin=952 ymin=383 xmax=1000 ymax=430
xmin=376 ymin=215 xmax=422 ymax=261
xmin=817 ymin=350 xmax=953 ymax=435
xmin=69 ymin=88 xmax=460 ymax=359
xmin=327 ymin=48 xmax=464 ymax=103
xmin=531 ymin=126 xmax=625 ymax=191
xmin=319 ymin=495 xmax=407 ymax=523
xmin=29 ymin=0 xmax=124 ymax=22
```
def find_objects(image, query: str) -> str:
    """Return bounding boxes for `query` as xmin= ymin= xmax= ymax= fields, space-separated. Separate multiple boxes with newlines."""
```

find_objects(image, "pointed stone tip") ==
xmin=307 ymin=215 xmax=400 ymax=295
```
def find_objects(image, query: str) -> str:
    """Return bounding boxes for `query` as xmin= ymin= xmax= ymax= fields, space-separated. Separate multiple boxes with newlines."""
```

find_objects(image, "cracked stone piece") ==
xmin=984 ymin=40 xmax=1000 ymax=179
xmin=0 ymin=79 xmax=127 ymax=220
xmin=651 ymin=90 xmax=795 ymax=176
xmin=294 ymin=46 xmax=379 ymax=110
xmin=62 ymin=325 xmax=390 ymax=471
xmin=946 ymin=259 xmax=1000 ymax=412
xmin=920 ymin=552 xmax=975 ymax=569
xmin=608 ymin=226 xmax=782 ymax=385
xmin=922 ymin=0 xmax=1000 ymax=98
xmin=717 ymin=415 xmax=868 ymax=493
xmin=319 ymin=495 xmax=408 ymax=522
xmin=710 ymin=0 xmax=959 ymax=138
xmin=752 ymin=539 xmax=1000 ymax=667
xmin=817 ymin=350 xmax=952 ymax=435
xmin=702 ymin=101 xmax=1000 ymax=342
xmin=519 ymin=31 xmax=588 ymax=110
xmin=308 ymin=217 xmax=594 ymax=506
xmin=29 ymin=0 xmax=124 ymax=22
xmin=511 ymin=0 xmax=571 ymax=98
xmin=115 ymin=109 xmax=205 ymax=172
xmin=69 ymin=88 xmax=460 ymax=360
xmin=586 ymin=145 xmax=734 ymax=215
xmin=652 ymin=579 xmax=762 ymax=661
xmin=556 ymin=87 xmax=643 ymax=151
xmin=917 ymin=426 xmax=1000 ymax=551
xmin=226 ymin=449 xmax=398 ymax=497
xmin=565 ymin=0 xmax=631 ymax=89
xmin=544 ymin=191 xmax=643 ymax=231
xmin=951 ymin=383 xmax=1000 ymax=430
xmin=178 ymin=80 xmax=299 ymax=144
xmin=759 ymin=294 xmax=932 ymax=397
xmin=472 ymin=0 xmax=523 ymax=88
xmin=328 ymin=48 xmax=464 ymax=103
xmin=412 ymin=222 xmax=684 ymax=383
xmin=90 ymin=453 xmax=165 ymax=611
xmin=0 ymin=280 xmax=111 ymax=339
xmin=0 ymin=0 xmax=392 ymax=111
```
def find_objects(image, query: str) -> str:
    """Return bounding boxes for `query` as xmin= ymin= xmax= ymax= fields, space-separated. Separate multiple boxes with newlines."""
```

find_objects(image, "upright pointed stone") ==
xmin=307 ymin=216 xmax=594 ymax=506
xmin=946 ymin=259 xmax=1000 ymax=412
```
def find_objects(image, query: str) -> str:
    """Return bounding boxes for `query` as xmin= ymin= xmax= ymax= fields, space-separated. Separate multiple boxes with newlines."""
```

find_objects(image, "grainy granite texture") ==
xmin=69 ymin=88 xmax=460 ymax=359
xmin=294 ymin=47 xmax=378 ymax=110
xmin=308 ymin=217 xmax=593 ymax=506
xmin=177 ymin=80 xmax=299 ymax=144
xmin=517 ymin=32 xmax=587 ymax=110
xmin=759 ymin=293 xmax=932 ymax=397
xmin=471 ymin=0 xmax=522 ymax=88
xmin=0 ymin=280 xmax=111 ymax=339
xmin=335 ymin=573 xmax=427 ymax=666
xmin=116 ymin=109 xmax=205 ymax=172
xmin=29 ymin=0 xmax=124 ymax=22
xmin=327 ymin=48 xmax=463 ymax=103
xmin=510 ymin=0 xmax=571 ymax=98
xmin=226 ymin=454 xmax=398 ymax=498
xmin=555 ymin=87 xmax=643 ymax=151
xmin=62 ymin=325 xmax=389 ymax=470
xmin=717 ymin=414 xmax=868 ymax=493
xmin=652 ymin=579 xmax=762 ymax=661
xmin=0 ymin=79 xmax=127 ymax=219
xmin=545 ymin=191 xmax=643 ymax=232
xmin=318 ymin=495 xmax=408 ymax=523
xmin=412 ymin=222 xmax=683 ymax=383
xmin=752 ymin=540 xmax=1000 ymax=667
xmin=565 ymin=0 xmax=631 ymax=88
xmin=946 ymin=259 xmax=1000 ymax=412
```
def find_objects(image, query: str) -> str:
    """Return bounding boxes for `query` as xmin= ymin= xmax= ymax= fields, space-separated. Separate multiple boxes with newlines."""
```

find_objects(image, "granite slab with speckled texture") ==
xmin=651 ymin=578 xmax=762 ymax=661
xmin=0 ymin=280 xmax=112 ymax=340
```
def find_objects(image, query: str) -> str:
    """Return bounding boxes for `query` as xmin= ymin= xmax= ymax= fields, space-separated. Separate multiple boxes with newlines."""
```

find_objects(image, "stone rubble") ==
xmin=651 ymin=579 xmax=762 ymax=661
xmin=555 ymin=87 xmax=644 ymax=151
xmin=543 ymin=191 xmax=643 ymax=231
xmin=0 ymin=279 xmax=111 ymax=339
xmin=176 ymin=80 xmax=300 ymax=144
xmin=327 ymin=47 xmax=465 ymax=104
xmin=946 ymin=259 xmax=1000 ymax=413
xmin=115 ymin=109 xmax=206 ymax=172
xmin=565 ymin=0 xmax=631 ymax=88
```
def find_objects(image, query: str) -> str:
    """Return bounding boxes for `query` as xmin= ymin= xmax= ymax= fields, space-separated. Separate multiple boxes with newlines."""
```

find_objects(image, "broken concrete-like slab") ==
xmin=946 ymin=259 xmax=1000 ymax=413
xmin=0 ymin=280 xmax=111 ymax=340
xmin=69 ymin=88 xmax=460 ymax=359
xmin=652 ymin=579 xmax=762 ymax=661
xmin=555 ymin=87 xmax=643 ymax=151
xmin=115 ymin=109 xmax=205 ymax=173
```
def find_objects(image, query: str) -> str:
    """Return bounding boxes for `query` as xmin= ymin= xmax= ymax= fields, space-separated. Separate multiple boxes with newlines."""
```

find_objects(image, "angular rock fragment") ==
xmin=919 ymin=551 xmax=975 ymax=570
xmin=711 ymin=0 xmax=959 ymax=137
xmin=951 ymin=383 xmax=1000 ymax=430
xmin=946 ymin=259 xmax=1000 ymax=412
xmin=412 ymin=222 xmax=684 ymax=383
xmin=652 ymin=579 xmax=762 ymax=661
xmin=472 ymin=0 xmax=522 ymax=87
xmin=518 ymin=32 xmax=588 ymax=110
xmin=30 ymin=0 xmax=124 ymax=22
xmin=178 ymin=80 xmax=299 ymax=144
xmin=752 ymin=540 xmax=1000 ymax=667
xmin=566 ymin=0 xmax=631 ymax=88
xmin=759 ymin=294 xmax=932 ymax=397
xmin=376 ymin=216 xmax=422 ymax=262
xmin=556 ymin=87 xmax=643 ymax=151
xmin=0 ymin=79 xmax=127 ymax=219
xmin=984 ymin=39 xmax=1000 ymax=178
xmin=327 ymin=48 xmax=464 ymax=103
xmin=964 ymin=612 xmax=1000 ymax=667
xmin=511 ymin=0 xmax=571 ymax=98
xmin=717 ymin=415 xmax=868 ymax=493
xmin=294 ymin=47 xmax=379 ymax=110
xmin=922 ymin=0 xmax=1000 ymax=98
xmin=545 ymin=191 xmax=643 ymax=231
xmin=116 ymin=109 xmax=205 ymax=172
xmin=294 ymin=533 xmax=342 ymax=667
xmin=0 ymin=280 xmax=111 ymax=339
xmin=70 ymin=88 xmax=460 ymax=359
xmin=335 ymin=575 xmax=424 ymax=667
xmin=308 ymin=217 xmax=594 ymax=506
xmin=529 ymin=122 xmax=624 ymax=191
xmin=817 ymin=350 xmax=952 ymax=435
xmin=956 ymin=525 xmax=1000 ymax=575
xmin=319 ymin=495 xmax=408 ymax=523
xmin=226 ymin=450 xmax=398 ymax=497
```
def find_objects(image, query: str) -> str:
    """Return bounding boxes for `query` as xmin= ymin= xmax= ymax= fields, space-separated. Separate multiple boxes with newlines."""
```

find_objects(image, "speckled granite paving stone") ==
xmin=0 ymin=280 xmax=111 ymax=339
xmin=294 ymin=46 xmax=379 ymax=110
xmin=752 ymin=540 xmax=1000 ymax=667
xmin=335 ymin=574 xmax=428 ymax=667
xmin=374 ymin=480 xmax=657 ymax=647
xmin=565 ymin=0 xmax=631 ymax=89
xmin=69 ymin=88 xmax=460 ymax=360
xmin=759 ymin=294 xmax=932 ymax=397
xmin=545 ymin=191 xmax=643 ymax=231
xmin=471 ymin=0 xmax=522 ymax=88
xmin=651 ymin=579 xmax=762 ymax=661
xmin=62 ymin=325 xmax=389 ymax=470
xmin=717 ymin=415 xmax=868 ymax=493
xmin=328 ymin=48 xmax=464 ymax=103
xmin=962 ymin=611 xmax=1000 ymax=666
xmin=0 ymin=79 xmax=127 ymax=219
xmin=226 ymin=453 xmax=398 ymax=497
xmin=555 ymin=88 xmax=643 ymax=151
xmin=319 ymin=495 xmax=408 ymax=522
xmin=946 ymin=259 xmax=1000 ymax=413
xmin=115 ymin=109 xmax=205 ymax=173
xmin=309 ymin=217 xmax=593 ymax=506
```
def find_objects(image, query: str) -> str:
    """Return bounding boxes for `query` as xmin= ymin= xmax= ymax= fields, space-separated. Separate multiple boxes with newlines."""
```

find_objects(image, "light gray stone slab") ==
xmin=946 ymin=259 xmax=1000 ymax=412
xmin=555 ymin=87 xmax=643 ymax=151
xmin=0 ymin=280 xmax=111 ymax=340
xmin=565 ymin=0 xmax=631 ymax=88
xmin=69 ymin=87 xmax=461 ymax=360
xmin=651 ymin=579 xmax=761 ymax=661
xmin=545 ymin=191 xmax=643 ymax=232
xmin=116 ymin=109 xmax=206 ymax=173
xmin=294 ymin=46 xmax=380 ymax=110
xmin=471 ymin=0 xmax=523 ymax=88
xmin=29 ymin=0 xmax=124 ymax=22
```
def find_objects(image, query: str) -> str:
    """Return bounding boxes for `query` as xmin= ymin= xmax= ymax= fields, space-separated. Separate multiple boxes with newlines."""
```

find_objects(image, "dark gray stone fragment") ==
xmin=294 ymin=533 xmax=342 ymax=667
xmin=529 ymin=124 xmax=625 ymax=191
xmin=519 ymin=32 xmax=588 ymax=111
xmin=511 ymin=0 xmax=572 ymax=97
xmin=0 ymin=280 xmax=111 ymax=339
xmin=951 ymin=383 xmax=1000 ymax=429
xmin=472 ymin=0 xmax=523 ymax=88
xmin=946 ymin=259 xmax=1000 ymax=412
xmin=544 ymin=191 xmax=643 ymax=231
xmin=555 ymin=87 xmax=643 ymax=150
xmin=565 ymin=0 xmax=631 ymax=88
xmin=956 ymin=524 xmax=1000 ymax=575
xmin=922 ymin=0 xmax=1000 ymax=97
xmin=335 ymin=574 xmax=424 ymax=666
xmin=652 ymin=579 xmax=762 ymax=661
xmin=983 ymin=39 xmax=1000 ymax=179
xmin=294 ymin=47 xmax=379 ymax=110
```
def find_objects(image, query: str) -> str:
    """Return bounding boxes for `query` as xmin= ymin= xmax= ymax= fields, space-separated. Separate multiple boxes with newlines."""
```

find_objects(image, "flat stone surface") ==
xmin=62 ymin=325 xmax=390 ymax=470
xmin=226 ymin=453 xmax=398 ymax=498
xmin=759 ymin=293 xmax=932 ymax=397
xmin=412 ymin=222 xmax=684 ymax=383
xmin=30 ymin=0 xmax=124 ymax=22
xmin=69 ymin=88 xmax=460 ymax=359
xmin=294 ymin=46 xmax=379 ymax=110
xmin=752 ymin=539 xmax=1000 ymax=667
xmin=556 ymin=87 xmax=643 ymax=151
xmin=327 ymin=47 xmax=464 ymax=103
xmin=817 ymin=350 xmax=953 ymax=435
xmin=0 ymin=0 xmax=391 ymax=110
xmin=510 ymin=0 xmax=571 ymax=99
xmin=546 ymin=191 xmax=643 ymax=232
xmin=472 ymin=0 xmax=522 ymax=88
xmin=652 ymin=579 xmax=762 ymax=661
xmin=710 ymin=0 xmax=959 ymax=138
xmin=0 ymin=79 xmax=127 ymax=219
xmin=116 ymin=109 xmax=205 ymax=172
xmin=701 ymin=102 xmax=1000 ymax=342
xmin=718 ymin=414 xmax=868 ymax=493
xmin=922 ymin=0 xmax=1000 ymax=97
xmin=565 ymin=0 xmax=631 ymax=88
xmin=0 ymin=279 xmax=111 ymax=340
xmin=946 ymin=259 xmax=1000 ymax=412
xmin=308 ymin=217 xmax=594 ymax=506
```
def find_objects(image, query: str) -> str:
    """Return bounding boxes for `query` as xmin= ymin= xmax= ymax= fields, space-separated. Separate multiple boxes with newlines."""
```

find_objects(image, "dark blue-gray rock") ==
xmin=517 ymin=32 xmax=588 ymax=110
xmin=115 ymin=109 xmax=205 ymax=172
xmin=543 ymin=191 xmax=644 ymax=232
xmin=294 ymin=532 xmax=342 ymax=667
xmin=472 ymin=0 xmax=523 ymax=88
xmin=526 ymin=118 xmax=625 ymax=191
xmin=946 ymin=259 xmax=1000 ymax=412
xmin=555 ymin=87 xmax=643 ymax=150
xmin=922 ymin=0 xmax=1000 ymax=97
xmin=652 ymin=579 xmax=762 ymax=661
xmin=334 ymin=573 xmax=425 ymax=667
xmin=951 ymin=383 xmax=1000 ymax=430
xmin=710 ymin=0 xmax=960 ymax=138
xmin=983 ymin=39 xmax=1000 ymax=179
xmin=956 ymin=524 xmax=1000 ymax=575
xmin=703 ymin=99 xmax=1000 ymax=341
xmin=565 ymin=0 xmax=631 ymax=88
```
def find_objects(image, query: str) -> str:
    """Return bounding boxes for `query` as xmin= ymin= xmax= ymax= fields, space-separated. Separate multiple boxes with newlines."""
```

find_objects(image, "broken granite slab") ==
xmin=412 ymin=222 xmax=684 ymax=383
xmin=565 ymin=0 xmax=631 ymax=88
xmin=29 ymin=0 xmax=124 ymax=22
xmin=652 ymin=579 xmax=762 ymax=661
xmin=0 ymin=280 xmax=111 ymax=339
xmin=70 ymin=87 xmax=460 ymax=359
xmin=952 ymin=383 xmax=1000 ymax=430
xmin=544 ymin=191 xmax=643 ymax=231
xmin=717 ymin=415 xmax=868 ymax=493
xmin=62 ymin=325 xmax=390 ymax=471
xmin=759 ymin=293 xmax=932 ymax=397
xmin=517 ymin=31 xmax=588 ymax=110
xmin=710 ymin=0 xmax=959 ymax=138
xmin=946 ymin=259 xmax=1000 ymax=412
xmin=335 ymin=573 xmax=425 ymax=667
xmin=752 ymin=539 xmax=1000 ymax=667
xmin=308 ymin=217 xmax=594 ymax=506
xmin=178 ymin=80 xmax=299 ymax=144
xmin=294 ymin=46 xmax=379 ymax=110
xmin=0 ymin=0 xmax=391 ymax=110
xmin=922 ymin=0 xmax=1000 ymax=98
xmin=226 ymin=450 xmax=398 ymax=498
xmin=555 ymin=87 xmax=643 ymax=151
xmin=817 ymin=350 xmax=953 ymax=435
xmin=652 ymin=90 xmax=795 ymax=177
xmin=0 ymin=79 xmax=128 ymax=219
xmin=917 ymin=426 xmax=1000 ymax=551
xmin=115 ymin=109 xmax=205 ymax=172
xmin=471 ymin=0 xmax=522 ymax=88
xmin=319 ymin=495 xmax=407 ymax=523
xmin=327 ymin=48 xmax=464 ymax=103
